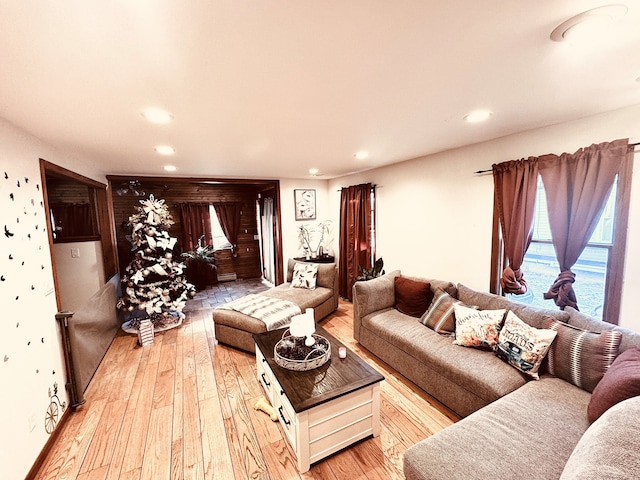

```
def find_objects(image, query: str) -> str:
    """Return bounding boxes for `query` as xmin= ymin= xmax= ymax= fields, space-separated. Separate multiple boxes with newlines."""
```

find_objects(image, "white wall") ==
xmin=328 ymin=104 xmax=640 ymax=333
xmin=53 ymin=240 xmax=105 ymax=313
xmin=279 ymin=178 xmax=334 ymax=272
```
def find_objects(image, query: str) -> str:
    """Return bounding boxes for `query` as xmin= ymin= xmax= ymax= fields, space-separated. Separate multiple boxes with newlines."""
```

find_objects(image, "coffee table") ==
xmin=253 ymin=326 xmax=384 ymax=472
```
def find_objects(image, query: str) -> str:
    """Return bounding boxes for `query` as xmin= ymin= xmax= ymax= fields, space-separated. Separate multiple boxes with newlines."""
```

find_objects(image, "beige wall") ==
xmin=327 ymin=104 xmax=640 ymax=333
xmin=53 ymin=240 xmax=105 ymax=313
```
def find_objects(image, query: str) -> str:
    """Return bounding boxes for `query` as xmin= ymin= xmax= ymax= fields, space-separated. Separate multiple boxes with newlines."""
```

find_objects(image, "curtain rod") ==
xmin=474 ymin=141 xmax=640 ymax=175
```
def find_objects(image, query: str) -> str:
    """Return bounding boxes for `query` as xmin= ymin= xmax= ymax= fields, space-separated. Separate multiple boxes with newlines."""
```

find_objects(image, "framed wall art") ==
xmin=294 ymin=189 xmax=316 ymax=220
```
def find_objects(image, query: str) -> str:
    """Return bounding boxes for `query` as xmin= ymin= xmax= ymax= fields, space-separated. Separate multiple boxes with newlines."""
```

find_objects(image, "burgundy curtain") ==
xmin=178 ymin=203 xmax=212 ymax=252
xmin=492 ymin=158 xmax=539 ymax=294
xmin=213 ymin=202 xmax=242 ymax=257
xmin=50 ymin=203 xmax=95 ymax=239
xmin=538 ymin=139 xmax=628 ymax=310
xmin=339 ymin=184 xmax=374 ymax=300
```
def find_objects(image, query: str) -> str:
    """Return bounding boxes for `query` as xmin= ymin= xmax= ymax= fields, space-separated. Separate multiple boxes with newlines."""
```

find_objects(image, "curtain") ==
xmin=261 ymin=197 xmax=276 ymax=284
xmin=538 ymin=139 xmax=628 ymax=310
xmin=339 ymin=183 xmax=374 ymax=300
xmin=50 ymin=203 xmax=95 ymax=239
xmin=213 ymin=202 xmax=242 ymax=257
xmin=178 ymin=203 xmax=212 ymax=252
xmin=492 ymin=157 xmax=539 ymax=294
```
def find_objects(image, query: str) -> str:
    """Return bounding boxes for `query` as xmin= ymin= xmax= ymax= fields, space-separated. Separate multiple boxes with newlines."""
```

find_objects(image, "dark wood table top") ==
xmin=253 ymin=326 xmax=384 ymax=413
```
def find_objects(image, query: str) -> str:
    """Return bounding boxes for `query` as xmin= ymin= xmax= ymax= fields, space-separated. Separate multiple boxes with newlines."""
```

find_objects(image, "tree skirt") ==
xmin=122 ymin=311 xmax=185 ymax=334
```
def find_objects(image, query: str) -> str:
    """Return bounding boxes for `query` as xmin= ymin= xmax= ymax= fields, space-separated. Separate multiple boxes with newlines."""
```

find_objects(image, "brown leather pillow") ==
xmin=394 ymin=277 xmax=433 ymax=318
xmin=587 ymin=347 xmax=640 ymax=423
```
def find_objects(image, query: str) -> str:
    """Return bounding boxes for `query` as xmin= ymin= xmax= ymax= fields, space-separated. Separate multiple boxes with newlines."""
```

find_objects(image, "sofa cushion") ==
xmin=452 ymin=304 xmax=505 ymax=348
xmin=587 ymin=347 xmax=640 ymax=423
xmin=421 ymin=288 xmax=466 ymax=335
xmin=457 ymin=283 xmax=569 ymax=329
xmin=264 ymin=284 xmax=333 ymax=312
xmin=290 ymin=262 xmax=318 ymax=290
xmin=561 ymin=396 xmax=640 ymax=480
xmin=286 ymin=259 xmax=336 ymax=289
xmin=495 ymin=311 xmax=557 ymax=379
xmin=363 ymin=308 xmax=527 ymax=407
xmin=564 ymin=306 xmax=640 ymax=354
xmin=394 ymin=276 xmax=433 ymax=318
xmin=543 ymin=318 xmax=621 ymax=393
xmin=404 ymin=376 xmax=591 ymax=480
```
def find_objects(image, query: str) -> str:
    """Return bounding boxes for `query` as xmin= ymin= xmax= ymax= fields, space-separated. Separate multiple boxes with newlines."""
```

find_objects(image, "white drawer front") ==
xmin=272 ymin=377 xmax=297 ymax=451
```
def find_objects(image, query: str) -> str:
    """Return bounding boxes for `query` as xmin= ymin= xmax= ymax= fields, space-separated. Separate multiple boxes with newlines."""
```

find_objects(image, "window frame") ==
xmin=490 ymin=148 xmax=634 ymax=325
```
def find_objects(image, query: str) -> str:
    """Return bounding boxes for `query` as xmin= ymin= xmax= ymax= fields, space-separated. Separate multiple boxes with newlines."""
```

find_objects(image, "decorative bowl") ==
xmin=274 ymin=331 xmax=331 ymax=371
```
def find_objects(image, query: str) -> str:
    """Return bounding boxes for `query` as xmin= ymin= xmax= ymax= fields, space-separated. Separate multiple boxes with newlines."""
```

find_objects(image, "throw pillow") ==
xmin=290 ymin=262 xmax=318 ymax=290
xmin=587 ymin=347 xmax=640 ymax=423
xmin=394 ymin=277 xmax=433 ymax=318
xmin=495 ymin=311 xmax=557 ymax=379
xmin=452 ymin=304 xmax=505 ymax=348
xmin=421 ymin=288 xmax=465 ymax=335
xmin=542 ymin=318 xmax=622 ymax=393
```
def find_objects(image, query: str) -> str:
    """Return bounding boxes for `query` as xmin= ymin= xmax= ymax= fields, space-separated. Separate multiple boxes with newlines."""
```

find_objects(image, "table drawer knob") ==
xmin=261 ymin=373 xmax=271 ymax=387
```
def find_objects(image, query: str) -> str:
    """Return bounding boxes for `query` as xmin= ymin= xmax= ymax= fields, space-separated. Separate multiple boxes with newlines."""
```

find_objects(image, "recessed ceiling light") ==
xmin=550 ymin=5 xmax=628 ymax=44
xmin=354 ymin=151 xmax=369 ymax=160
xmin=164 ymin=165 xmax=177 ymax=172
xmin=142 ymin=108 xmax=174 ymax=124
xmin=309 ymin=168 xmax=319 ymax=176
xmin=154 ymin=145 xmax=175 ymax=155
xmin=464 ymin=109 xmax=492 ymax=123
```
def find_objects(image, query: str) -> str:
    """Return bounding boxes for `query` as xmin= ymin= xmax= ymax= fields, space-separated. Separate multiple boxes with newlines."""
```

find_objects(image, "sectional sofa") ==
xmin=352 ymin=270 xmax=640 ymax=479
xmin=213 ymin=259 xmax=338 ymax=352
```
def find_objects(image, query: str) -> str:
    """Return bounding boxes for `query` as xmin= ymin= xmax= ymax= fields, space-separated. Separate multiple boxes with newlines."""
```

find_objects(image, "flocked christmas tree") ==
xmin=117 ymin=194 xmax=195 ymax=330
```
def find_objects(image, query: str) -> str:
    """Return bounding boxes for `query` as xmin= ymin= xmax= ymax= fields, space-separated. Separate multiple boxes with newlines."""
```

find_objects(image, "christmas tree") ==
xmin=117 ymin=194 xmax=195 ymax=330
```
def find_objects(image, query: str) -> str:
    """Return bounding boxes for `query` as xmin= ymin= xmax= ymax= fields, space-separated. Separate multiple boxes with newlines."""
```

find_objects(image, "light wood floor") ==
xmin=32 ymin=279 xmax=459 ymax=480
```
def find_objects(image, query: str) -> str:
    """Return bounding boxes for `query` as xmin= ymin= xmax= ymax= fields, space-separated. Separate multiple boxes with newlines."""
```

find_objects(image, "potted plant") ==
xmin=355 ymin=257 xmax=385 ymax=281
xmin=181 ymin=235 xmax=217 ymax=291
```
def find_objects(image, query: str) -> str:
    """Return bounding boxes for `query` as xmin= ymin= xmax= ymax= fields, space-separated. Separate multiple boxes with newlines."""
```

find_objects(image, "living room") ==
xmin=1 ymin=2 xmax=640 ymax=479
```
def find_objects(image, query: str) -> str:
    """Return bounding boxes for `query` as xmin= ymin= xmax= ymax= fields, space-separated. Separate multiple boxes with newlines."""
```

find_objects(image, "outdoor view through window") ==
xmin=507 ymin=177 xmax=617 ymax=321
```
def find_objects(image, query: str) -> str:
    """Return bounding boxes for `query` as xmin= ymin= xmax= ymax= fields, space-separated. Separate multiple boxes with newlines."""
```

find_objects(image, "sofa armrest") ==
xmin=352 ymin=270 xmax=400 ymax=341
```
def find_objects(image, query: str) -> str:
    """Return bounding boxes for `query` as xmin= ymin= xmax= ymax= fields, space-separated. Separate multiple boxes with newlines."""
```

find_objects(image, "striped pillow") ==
xmin=421 ymin=288 xmax=466 ymax=335
xmin=542 ymin=318 xmax=621 ymax=393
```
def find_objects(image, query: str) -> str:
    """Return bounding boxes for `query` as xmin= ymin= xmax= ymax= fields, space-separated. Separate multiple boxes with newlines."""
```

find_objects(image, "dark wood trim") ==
xmin=489 ymin=191 xmax=503 ymax=295
xmin=603 ymin=148 xmax=634 ymax=325
xmin=24 ymin=408 xmax=71 ymax=480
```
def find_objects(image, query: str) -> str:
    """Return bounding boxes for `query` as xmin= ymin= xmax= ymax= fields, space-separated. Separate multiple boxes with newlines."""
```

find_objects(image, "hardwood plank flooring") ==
xmin=32 ymin=279 xmax=459 ymax=480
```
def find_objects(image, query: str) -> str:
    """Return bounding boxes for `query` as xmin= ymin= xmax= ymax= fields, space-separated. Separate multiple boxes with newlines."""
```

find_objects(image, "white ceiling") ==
xmin=1 ymin=1 xmax=640 ymax=180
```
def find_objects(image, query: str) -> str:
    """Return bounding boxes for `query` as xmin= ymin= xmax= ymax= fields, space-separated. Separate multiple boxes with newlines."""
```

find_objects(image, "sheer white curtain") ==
xmin=261 ymin=197 xmax=276 ymax=284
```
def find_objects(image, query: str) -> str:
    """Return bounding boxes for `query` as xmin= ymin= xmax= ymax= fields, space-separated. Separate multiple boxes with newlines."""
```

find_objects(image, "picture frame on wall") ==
xmin=294 ymin=189 xmax=316 ymax=220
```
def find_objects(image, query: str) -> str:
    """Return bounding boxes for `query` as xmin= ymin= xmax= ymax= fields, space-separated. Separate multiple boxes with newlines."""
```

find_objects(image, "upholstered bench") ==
xmin=213 ymin=259 xmax=338 ymax=352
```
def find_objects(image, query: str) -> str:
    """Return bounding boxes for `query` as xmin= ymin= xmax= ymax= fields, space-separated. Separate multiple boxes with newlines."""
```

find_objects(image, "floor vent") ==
xmin=217 ymin=272 xmax=237 ymax=282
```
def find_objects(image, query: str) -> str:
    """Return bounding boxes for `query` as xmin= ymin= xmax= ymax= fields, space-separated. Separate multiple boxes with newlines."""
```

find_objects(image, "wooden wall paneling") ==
xmin=109 ymin=179 xmax=267 ymax=280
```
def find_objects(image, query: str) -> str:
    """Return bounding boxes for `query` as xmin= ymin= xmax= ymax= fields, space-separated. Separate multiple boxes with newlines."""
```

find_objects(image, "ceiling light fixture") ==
xmin=309 ymin=168 xmax=319 ymax=176
xmin=164 ymin=165 xmax=177 ymax=172
xmin=142 ymin=108 xmax=174 ymax=124
xmin=464 ymin=109 xmax=492 ymax=123
xmin=354 ymin=151 xmax=369 ymax=160
xmin=550 ymin=4 xmax=628 ymax=44
xmin=154 ymin=145 xmax=175 ymax=155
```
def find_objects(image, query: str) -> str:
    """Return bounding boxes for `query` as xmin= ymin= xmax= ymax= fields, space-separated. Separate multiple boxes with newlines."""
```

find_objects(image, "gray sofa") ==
xmin=352 ymin=270 xmax=640 ymax=480
xmin=213 ymin=259 xmax=338 ymax=352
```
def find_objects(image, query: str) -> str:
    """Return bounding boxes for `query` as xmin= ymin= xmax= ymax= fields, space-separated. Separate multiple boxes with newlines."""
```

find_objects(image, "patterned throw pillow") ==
xmin=452 ymin=304 xmax=505 ymax=348
xmin=290 ymin=263 xmax=318 ymax=290
xmin=394 ymin=277 xmax=433 ymax=318
xmin=495 ymin=311 xmax=557 ymax=379
xmin=421 ymin=288 xmax=465 ymax=335
xmin=542 ymin=318 xmax=621 ymax=393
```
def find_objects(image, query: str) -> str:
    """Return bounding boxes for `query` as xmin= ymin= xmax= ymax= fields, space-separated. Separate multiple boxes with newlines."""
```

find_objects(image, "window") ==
xmin=492 ymin=148 xmax=633 ymax=325
xmin=209 ymin=205 xmax=231 ymax=250
xmin=509 ymin=178 xmax=617 ymax=320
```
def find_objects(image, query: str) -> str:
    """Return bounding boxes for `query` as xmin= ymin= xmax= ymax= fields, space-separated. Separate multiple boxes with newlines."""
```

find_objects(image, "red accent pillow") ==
xmin=394 ymin=277 xmax=433 ymax=318
xmin=587 ymin=347 xmax=640 ymax=423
